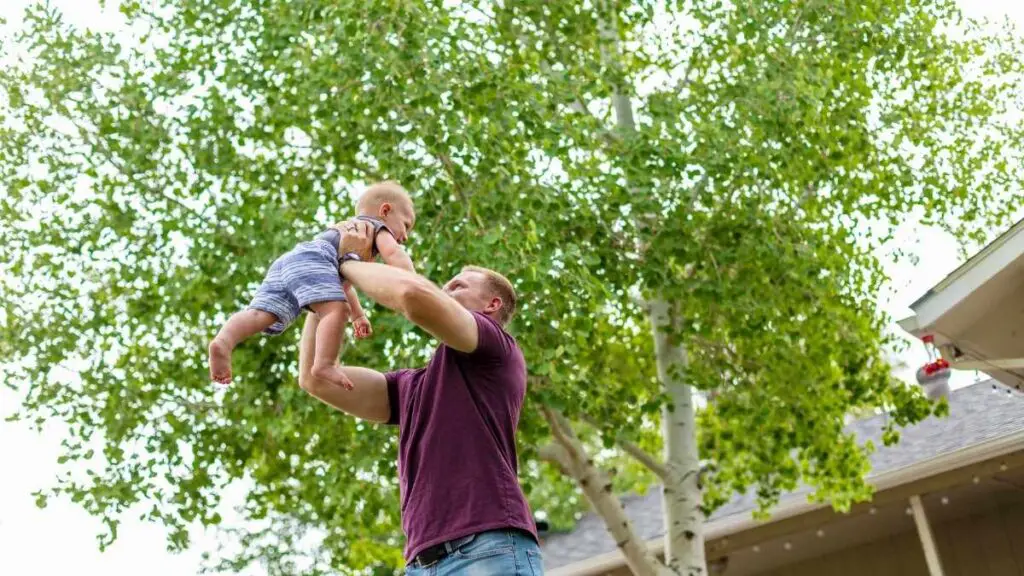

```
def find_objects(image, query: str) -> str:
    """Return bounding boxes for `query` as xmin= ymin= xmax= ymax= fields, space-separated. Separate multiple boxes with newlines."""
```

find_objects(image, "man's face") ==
xmin=443 ymin=270 xmax=494 ymax=313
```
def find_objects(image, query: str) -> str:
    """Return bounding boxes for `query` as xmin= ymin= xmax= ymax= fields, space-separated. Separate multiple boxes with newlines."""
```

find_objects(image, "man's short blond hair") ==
xmin=462 ymin=265 xmax=517 ymax=326
xmin=357 ymin=180 xmax=412 ymax=214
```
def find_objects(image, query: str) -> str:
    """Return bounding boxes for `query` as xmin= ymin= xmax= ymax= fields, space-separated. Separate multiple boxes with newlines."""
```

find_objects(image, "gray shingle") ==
xmin=541 ymin=380 xmax=1024 ymax=570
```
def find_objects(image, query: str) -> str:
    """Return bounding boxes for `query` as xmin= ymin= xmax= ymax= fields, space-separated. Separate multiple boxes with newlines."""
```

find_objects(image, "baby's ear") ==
xmin=379 ymin=202 xmax=392 ymax=217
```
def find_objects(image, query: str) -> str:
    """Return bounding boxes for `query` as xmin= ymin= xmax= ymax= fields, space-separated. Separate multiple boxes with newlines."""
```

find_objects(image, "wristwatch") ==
xmin=340 ymin=252 xmax=362 ymax=265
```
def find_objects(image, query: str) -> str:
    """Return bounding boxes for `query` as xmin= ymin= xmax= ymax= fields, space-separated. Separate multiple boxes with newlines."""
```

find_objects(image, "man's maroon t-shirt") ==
xmin=385 ymin=312 xmax=537 ymax=561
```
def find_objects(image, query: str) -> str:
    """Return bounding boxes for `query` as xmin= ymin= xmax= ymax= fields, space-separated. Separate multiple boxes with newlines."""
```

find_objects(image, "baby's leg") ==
xmin=209 ymin=309 xmax=278 ymax=384
xmin=307 ymin=300 xmax=355 ymax=390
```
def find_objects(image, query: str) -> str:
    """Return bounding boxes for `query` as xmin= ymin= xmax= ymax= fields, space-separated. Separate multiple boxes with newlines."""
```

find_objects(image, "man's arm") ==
xmin=298 ymin=311 xmax=390 ymax=422
xmin=336 ymin=220 xmax=479 ymax=352
xmin=341 ymin=259 xmax=479 ymax=353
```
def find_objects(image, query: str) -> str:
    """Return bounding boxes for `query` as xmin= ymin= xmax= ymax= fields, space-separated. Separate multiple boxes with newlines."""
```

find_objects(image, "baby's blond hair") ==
xmin=357 ymin=181 xmax=412 ymax=214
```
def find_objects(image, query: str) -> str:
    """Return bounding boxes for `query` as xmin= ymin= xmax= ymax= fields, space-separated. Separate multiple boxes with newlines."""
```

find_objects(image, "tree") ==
xmin=1 ymin=1 xmax=1022 ymax=575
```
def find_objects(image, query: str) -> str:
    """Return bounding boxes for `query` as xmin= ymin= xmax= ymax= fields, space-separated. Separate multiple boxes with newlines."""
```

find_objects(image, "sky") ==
xmin=1 ymin=1 xmax=1023 ymax=575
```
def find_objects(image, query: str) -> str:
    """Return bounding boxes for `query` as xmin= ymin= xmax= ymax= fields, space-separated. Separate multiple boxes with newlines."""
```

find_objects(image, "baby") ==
xmin=208 ymin=181 xmax=416 ymax=388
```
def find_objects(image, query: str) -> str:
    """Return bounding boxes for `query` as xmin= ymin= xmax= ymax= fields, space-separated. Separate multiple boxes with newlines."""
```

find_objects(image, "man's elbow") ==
xmin=299 ymin=370 xmax=326 ymax=396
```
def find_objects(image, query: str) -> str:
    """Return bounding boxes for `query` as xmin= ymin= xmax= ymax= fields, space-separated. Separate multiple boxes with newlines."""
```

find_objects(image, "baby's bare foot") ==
xmin=312 ymin=364 xmax=355 ymax=390
xmin=208 ymin=339 xmax=233 ymax=384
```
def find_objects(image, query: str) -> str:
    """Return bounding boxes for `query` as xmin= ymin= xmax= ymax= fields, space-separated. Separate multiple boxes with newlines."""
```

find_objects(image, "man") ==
xmin=297 ymin=219 xmax=543 ymax=575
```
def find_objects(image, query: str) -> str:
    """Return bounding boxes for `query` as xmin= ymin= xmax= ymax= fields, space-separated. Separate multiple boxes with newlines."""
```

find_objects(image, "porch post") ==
xmin=910 ymin=494 xmax=945 ymax=576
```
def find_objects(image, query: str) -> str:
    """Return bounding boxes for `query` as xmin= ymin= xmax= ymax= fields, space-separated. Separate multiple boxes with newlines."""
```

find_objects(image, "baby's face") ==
xmin=380 ymin=201 xmax=416 ymax=244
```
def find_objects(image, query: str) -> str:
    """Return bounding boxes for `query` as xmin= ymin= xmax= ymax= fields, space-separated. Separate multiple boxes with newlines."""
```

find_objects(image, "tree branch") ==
xmin=619 ymin=439 xmax=671 ymax=481
xmin=538 ymin=443 xmax=571 ymax=473
xmin=540 ymin=405 xmax=579 ymax=448
xmin=629 ymin=293 xmax=650 ymax=311
xmin=432 ymin=151 xmax=485 ymax=228
xmin=77 ymin=127 xmax=210 ymax=221
xmin=539 ymin=406 xmax=670 ymax=576
xmin=577 ymin=413 xmax=670 ymax=481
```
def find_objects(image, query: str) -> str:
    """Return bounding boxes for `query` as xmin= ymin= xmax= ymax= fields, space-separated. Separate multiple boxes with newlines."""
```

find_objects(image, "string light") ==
xmin=816 ymin=529 xmax=825 ymax=538
xmin=783 ymin=542 xmax=792 ymax=551
xmin=869 ymin=507 xmax=877 ymax=515
xmin=941 ymin=497 xmax=949 ymax=505
xmin=973 ymin=476 xmax=981 ymax=484
xmin=752 ymin=545 xmax=760 ymax=553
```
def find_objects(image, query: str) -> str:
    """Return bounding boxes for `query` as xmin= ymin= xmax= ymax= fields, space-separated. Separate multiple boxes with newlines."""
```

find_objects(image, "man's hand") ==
xmin=352 ymin=316 xmax=373 ymax=339
xmin=333 ymin=219 xmax=374 ymax=262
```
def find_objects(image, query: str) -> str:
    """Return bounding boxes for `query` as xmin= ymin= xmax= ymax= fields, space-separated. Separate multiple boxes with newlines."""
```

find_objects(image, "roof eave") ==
xmin=905 ymin=218 xmax=1024 ymax=329
xmin=548 ymin=427 xmax=1024 ymax=576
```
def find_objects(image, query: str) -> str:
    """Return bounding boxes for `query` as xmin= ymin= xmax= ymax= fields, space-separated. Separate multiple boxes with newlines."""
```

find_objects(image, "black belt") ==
xmin=411 ymin=533 xmax=477 ymax=568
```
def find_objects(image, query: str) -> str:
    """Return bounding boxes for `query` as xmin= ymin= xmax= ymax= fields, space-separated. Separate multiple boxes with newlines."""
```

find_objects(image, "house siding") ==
xmin=587 ymin=498 xmax=1024 ymax=576
xmin=760 ymin=499 xmax=1024 ymax=576
xmin=758 ymin=530 xmax=928 ymax=576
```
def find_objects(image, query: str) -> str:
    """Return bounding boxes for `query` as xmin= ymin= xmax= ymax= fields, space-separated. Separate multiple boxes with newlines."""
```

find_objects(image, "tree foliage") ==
xmin=1 ymin=0 xmax=1022 ymax=573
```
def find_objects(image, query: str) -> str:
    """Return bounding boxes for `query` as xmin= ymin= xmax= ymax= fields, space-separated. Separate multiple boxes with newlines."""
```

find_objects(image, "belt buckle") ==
xmin=413 ymin=534 xmax=475 ymax=568
xmin=414 ymin=546 xmax=445 ymax=568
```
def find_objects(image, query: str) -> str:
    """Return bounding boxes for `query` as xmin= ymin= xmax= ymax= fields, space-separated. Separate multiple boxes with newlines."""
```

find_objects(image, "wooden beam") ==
xmin=951 ymin=358 xmax=1024 ymax=371
xmin=706 ymin=449 xmax=1024 ymax=558
xmin=910 ymin=494 xmax=945 ymax=576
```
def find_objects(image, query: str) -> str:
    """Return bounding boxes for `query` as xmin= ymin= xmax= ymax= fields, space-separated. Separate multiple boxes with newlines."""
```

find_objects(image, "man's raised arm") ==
xmin=297 ymin=311 xmax=391 ymax=423
xmin=336 ymin=221 xmax=479 ymax=353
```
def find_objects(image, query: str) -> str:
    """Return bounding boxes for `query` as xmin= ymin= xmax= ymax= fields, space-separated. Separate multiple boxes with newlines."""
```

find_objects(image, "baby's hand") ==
xmin=352 ymin=316 xmax=373 ymax=339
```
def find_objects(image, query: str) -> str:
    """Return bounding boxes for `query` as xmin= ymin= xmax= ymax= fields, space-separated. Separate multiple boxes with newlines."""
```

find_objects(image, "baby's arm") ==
xmin=344 ymin=282 xmax=364 ymax=319
xmin=375 ymin=232 xmax=415 ymax=272
xmin=345 ymin=282 xmax=372 ymax=339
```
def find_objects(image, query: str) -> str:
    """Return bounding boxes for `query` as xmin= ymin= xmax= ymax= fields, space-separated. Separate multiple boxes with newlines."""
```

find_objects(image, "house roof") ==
xmin=910 ymin=217 xmax=1024 ymax=311
xmin=541 ymin=380 xmax=1024 ymax=571
xmin=899 ymin=217 xmax=1024 ymax=336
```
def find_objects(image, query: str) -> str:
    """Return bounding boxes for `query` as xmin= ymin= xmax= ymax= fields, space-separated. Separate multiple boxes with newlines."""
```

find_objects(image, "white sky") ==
xmin=1 ymin=1 xmax=1023 ymax=574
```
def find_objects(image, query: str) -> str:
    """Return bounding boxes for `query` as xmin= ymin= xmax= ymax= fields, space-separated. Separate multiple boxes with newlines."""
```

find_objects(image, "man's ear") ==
xmin=485 ymin=296 xmax=503 ymax=315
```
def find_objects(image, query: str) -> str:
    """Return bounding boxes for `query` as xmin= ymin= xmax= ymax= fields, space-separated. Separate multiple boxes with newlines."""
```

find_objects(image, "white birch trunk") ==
xmin=607 ymin=39 xmax=707 ymax=576
xmin=650 ymin=300 xmax=706 ymax=575
xmin=600 ymin=3 xmax=707 ymax=574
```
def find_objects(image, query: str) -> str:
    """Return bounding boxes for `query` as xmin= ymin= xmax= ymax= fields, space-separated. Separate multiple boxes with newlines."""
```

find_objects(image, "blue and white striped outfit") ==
xmin=248 ymin=216 xmax=393 ymax=335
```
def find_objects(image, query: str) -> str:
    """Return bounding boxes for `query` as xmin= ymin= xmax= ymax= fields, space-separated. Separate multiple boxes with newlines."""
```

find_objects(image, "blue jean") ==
xmin=406 ymin=529 xmax=544 ymax=576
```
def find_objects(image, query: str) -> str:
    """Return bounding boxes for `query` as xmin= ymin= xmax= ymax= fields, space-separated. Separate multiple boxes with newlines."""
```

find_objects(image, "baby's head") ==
xmin=357 ymin=181 xmax=415 ymax=244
